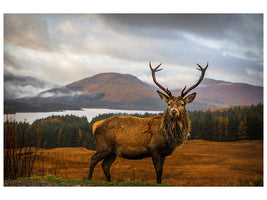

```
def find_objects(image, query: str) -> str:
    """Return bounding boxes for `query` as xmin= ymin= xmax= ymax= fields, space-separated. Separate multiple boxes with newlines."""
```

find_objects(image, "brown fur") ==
xmin=92 ymin=120 xmax=105 ymax=134
xmin=162 ymin=109 xmax=190 ymax=147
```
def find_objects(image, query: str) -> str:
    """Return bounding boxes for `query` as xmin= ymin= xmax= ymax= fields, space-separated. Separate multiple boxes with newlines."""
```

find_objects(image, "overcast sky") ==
xmin=4 ymin=14 xmax=263 ymax=98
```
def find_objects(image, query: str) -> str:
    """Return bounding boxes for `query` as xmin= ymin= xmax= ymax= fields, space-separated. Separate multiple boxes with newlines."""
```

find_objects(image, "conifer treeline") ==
xmin=5 ymin=116 xmax=96 ymax=149
xmin=4 ymin=104 xmax=263 ymax=150
xmin=188 ymin=104 xmax=263 ymax=141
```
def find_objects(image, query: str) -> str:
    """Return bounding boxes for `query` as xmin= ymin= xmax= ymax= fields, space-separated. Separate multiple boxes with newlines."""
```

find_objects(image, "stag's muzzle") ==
xmin=170 ymin=109 xmax=179 ymax=118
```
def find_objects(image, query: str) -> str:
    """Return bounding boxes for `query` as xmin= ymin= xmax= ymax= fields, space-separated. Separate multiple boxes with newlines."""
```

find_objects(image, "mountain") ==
xmin=4 ymin=73 xmax=165 ymax=113
xmin=4 ymin=73 xmax=263 ymax=113
xmin=65 ymin=73 xmax=157 ymax=102
xmin=193 ymin=78 xmax=263 ymax=109
xmin=35 ymin=72 xmax=163 ymax=110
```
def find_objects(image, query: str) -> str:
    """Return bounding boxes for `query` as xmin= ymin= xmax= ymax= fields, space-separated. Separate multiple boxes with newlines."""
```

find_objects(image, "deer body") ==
xmin=92 ymin=113 xmax=190 ymax=159
xmin=88 ymin=61 xmax=208 ymax=183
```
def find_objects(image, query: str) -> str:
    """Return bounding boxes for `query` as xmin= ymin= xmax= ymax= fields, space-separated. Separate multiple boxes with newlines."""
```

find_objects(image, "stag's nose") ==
xmin=171 ymin=109 xmax=177 ymax=116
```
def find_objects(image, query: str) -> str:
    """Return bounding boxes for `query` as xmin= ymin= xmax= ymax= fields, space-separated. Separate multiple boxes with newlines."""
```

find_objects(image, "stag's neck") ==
xmin=161 ymin=110 xmax=191 ymax=147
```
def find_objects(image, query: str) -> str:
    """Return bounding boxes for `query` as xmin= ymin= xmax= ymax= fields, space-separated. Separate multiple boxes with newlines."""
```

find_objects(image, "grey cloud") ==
xmin=6 ymin=14 xmax=262 ymax=64
xmin=4 ymin=14 xmax=49 ymax=51
xmin=99 ymin=14 xmax=262 ymax=42
xmin=97 ymin=14 xmax=263 ymax=63
xmin=4 ymin=14 xmax=263 ymax=57
xmin=4 ymin=53 xmax=21 ymax=70
xmin=3 ymin=14 xmax=263 ymax=92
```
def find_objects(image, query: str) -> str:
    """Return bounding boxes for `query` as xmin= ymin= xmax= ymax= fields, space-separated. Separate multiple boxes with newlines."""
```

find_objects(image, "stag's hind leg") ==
xmin=101 ymin=153 xmax=117 ymax=182
xmin=88 ymin=151 xmax=110 ymax=180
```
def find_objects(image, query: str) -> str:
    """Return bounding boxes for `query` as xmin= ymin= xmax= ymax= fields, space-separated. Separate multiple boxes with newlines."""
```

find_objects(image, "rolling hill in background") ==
xmin=4 ymin=72 xmax=263 ymax=113
xmin=174 ymin=78 xmax=263 ymax=110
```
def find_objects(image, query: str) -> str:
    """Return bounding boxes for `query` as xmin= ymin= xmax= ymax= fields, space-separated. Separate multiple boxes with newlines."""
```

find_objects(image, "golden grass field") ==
xmin=33 ymin=140 xmax=263 ymax=186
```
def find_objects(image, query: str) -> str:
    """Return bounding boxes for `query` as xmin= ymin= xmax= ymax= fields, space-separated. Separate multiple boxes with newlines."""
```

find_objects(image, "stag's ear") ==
xmin=157 ymin=90 xmax=169 ymax=103
xmin=184 ymin=93 xmax=196 ymax=104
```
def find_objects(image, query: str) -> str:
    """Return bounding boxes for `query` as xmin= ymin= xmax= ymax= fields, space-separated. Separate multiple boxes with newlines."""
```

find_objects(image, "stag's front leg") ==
xmin=151 ymin=152 xmax=165 ymax=184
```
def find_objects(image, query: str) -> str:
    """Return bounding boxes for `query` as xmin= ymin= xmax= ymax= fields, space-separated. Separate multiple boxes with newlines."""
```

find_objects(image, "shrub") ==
xmin=4 ymin=119 xmax=40 ymax=179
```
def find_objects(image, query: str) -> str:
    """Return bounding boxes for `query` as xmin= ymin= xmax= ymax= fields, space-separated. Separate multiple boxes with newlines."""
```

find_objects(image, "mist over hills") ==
xmin=4 ymin=72 xmax=263 ymax=113
xmin=4 ymin=73 xmax=59 ymax=100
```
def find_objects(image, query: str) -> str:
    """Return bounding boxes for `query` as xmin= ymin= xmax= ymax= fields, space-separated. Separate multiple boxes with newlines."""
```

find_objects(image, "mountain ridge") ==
xmin=65 ymin=72 xmax=157 ymax=102
xmin=4 ymin=72 xmax=263 ymax=113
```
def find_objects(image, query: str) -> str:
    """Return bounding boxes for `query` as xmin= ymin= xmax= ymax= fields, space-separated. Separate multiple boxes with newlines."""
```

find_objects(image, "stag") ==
xmin=88 ymin=61 xmax=208 ymax=183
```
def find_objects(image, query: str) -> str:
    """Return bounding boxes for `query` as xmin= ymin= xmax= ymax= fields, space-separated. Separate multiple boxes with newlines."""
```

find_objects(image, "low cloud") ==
xmin=38 ymin=87 xmax=84 ymax=98
xmin=4 ymin=84 xmax=43 ymax=99
xmin=4 ymin=73 xmax=59 ymax=99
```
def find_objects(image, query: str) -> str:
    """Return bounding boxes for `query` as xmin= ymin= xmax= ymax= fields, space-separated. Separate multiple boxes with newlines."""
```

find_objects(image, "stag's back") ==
xmin=92 ymin=115 xmax=165 ymax=159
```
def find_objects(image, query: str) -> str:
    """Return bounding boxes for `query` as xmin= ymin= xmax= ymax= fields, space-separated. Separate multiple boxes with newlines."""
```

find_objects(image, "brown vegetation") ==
xmin=4 ymin=120 xmax=41 ymax=179
xmin=32 ymin=140 xmax=263 ymax=186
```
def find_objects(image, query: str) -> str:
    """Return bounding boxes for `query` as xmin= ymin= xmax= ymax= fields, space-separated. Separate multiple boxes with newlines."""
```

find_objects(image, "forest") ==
xmin=4 ymin=104 xmax=263 ymax=150
xmin=188 ymin=104 xmax=263 ymax=141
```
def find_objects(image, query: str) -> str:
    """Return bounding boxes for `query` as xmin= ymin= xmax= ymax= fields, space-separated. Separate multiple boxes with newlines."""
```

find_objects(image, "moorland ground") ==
xmin=30 ymin=139 xmax=263 ymax=186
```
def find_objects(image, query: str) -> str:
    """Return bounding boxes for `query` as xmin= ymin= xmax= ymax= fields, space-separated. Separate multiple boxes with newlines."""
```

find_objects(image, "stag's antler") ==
xmin=149 ymin=61 xmax=173 ymax=97
xmin=181 ymin=62 xmax=208 ymax=97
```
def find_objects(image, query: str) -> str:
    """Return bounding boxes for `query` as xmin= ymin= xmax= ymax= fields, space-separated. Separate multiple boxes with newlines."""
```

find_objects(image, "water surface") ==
xmin=4 ymin=108 xmax=161 ymax=124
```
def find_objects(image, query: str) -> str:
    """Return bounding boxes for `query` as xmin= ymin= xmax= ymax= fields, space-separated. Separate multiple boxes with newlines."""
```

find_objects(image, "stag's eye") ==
xmin=167 ymin=102 xmax=171 ymax=106
xmin=181 ymin=103 xmax=185 ymax=106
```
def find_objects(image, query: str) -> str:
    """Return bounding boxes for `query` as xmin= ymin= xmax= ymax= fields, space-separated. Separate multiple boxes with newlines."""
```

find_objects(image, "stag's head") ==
xmin=149 ymin=61 xmax=208 ymax=119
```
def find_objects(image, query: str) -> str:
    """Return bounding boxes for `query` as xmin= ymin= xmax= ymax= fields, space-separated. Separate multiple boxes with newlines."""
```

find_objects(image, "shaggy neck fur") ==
xmin=162 ymin=109 xmax=191 ymax=147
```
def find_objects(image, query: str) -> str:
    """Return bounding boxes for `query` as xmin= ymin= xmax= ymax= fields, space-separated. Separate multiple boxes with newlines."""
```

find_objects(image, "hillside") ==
xmin=174 ymin=78 xmax=263 ymax=110
xmin=195 ymin=78 xmax=263 ymax=108
xmin=66 ymin=72 xmax=157 ymax=102
xmin=4 ymin=73 xmax=263 ymax=113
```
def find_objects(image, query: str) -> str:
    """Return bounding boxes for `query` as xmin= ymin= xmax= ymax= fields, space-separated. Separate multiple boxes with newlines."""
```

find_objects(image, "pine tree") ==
xmin=224 ymin=117 xmax=229 ymax=140
xmin=217 ymin=116 xmax=224 ymax=141
xmin=237 ymin=116 xmax=248 ymax=140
